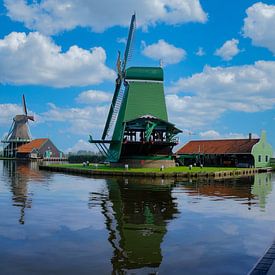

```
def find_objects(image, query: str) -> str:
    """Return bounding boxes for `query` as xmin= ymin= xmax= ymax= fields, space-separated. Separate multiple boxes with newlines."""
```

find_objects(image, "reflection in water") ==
xmin=89 ymin=178 xmax=178 ymax=274
xmin=0 ymin=160 xmax=274 ymax=274
xmin=252 ymin=173 xmax=272 ymax=209
xmin=89 ymin=174 xmax=273 ymax=273
xmin=2 ymin=160 xmax=46 ymax=224
xmin=177 ymin=173 xmax=272 ymax=210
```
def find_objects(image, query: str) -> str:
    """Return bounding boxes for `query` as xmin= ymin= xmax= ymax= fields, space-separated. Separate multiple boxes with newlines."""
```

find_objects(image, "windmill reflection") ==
xmin=2 ymin=160 xmax=44 ymax=224
xmin=89 ymin=178 xmax=178 ymax=274
xmin=89 ymin=173 xmax=273 ymax=273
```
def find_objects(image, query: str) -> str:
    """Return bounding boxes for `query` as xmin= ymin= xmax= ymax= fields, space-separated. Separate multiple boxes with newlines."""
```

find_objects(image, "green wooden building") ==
xmin=90 ymin=67 xmax=181 ymax=167
xmin=251 ymin=131 xmax=273 ymax=168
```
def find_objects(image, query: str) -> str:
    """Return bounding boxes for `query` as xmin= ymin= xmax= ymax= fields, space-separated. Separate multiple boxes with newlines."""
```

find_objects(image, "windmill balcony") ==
xmin=122 ymin=132 xmax=179 ymax=145
xmin=122 ymin=139 xmax=179 ymax=145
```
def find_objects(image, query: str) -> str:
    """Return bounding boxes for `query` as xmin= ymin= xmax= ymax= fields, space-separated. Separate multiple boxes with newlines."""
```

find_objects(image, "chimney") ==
xmin=249 ymin=133 xmax=252 ymax=140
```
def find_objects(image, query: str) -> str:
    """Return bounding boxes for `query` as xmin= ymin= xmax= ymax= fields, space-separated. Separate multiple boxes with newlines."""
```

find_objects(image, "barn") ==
xmin=16 ymin=138 xmax=63 ymax=159
xmin=176 ymin=131 xmax=273 ymax=168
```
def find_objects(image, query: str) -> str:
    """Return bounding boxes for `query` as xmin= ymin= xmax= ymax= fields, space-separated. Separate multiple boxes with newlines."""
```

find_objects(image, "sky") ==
xmin=0 ymin=0 xmax=275 ymax=153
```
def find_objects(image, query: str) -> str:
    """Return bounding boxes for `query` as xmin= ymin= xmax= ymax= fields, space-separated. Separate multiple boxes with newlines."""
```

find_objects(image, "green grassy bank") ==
xmin=48 ymin=163 xmax=242 ymax=174
xmin=0 ymin=157 xmax=16 ymax=160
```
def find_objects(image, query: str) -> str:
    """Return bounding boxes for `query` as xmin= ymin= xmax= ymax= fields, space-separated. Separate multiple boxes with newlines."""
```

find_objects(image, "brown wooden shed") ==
xmin=176 ymin=138 xmax=260 ymax=167
xmin=16 ymin=138 xmax=62 ymax=159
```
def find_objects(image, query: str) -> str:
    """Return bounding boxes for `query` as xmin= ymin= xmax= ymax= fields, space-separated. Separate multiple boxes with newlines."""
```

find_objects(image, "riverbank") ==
xmin=39 ymin=163 xmax=272 ymax=179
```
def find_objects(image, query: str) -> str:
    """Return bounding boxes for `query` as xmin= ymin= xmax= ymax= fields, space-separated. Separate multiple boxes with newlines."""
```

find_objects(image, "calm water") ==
xmin=0 ymin=161 xmax=275 ymax=275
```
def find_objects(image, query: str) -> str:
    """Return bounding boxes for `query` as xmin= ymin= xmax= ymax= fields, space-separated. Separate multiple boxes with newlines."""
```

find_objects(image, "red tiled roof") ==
xmin=17 ymin=138 xmax=48 ymax=153
xmin=177 ymin=139 xmax=260 ymax=155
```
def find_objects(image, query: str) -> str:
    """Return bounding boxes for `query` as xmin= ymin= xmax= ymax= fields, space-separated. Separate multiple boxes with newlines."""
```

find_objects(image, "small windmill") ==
xmin=1 ymin=95 xmax=34 ymax=158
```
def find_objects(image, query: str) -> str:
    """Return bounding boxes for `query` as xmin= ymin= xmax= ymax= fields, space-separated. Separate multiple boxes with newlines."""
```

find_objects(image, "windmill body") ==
xmin=1 ymin=95 xmax=34 ymax=158
xmin=89 ymin=15 xmax=181 ymax=167
xmin=10 ymin=115 xmax=31 ymax=140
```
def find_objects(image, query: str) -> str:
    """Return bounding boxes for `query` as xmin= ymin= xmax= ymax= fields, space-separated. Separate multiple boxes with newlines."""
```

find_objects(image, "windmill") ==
xmin=90 ymin=14 xmax=181 ymax=167
xmin=1 ymin=95 xmax=34 ymax=158
xmin=89 ymin=178 xmax=178 ymax=273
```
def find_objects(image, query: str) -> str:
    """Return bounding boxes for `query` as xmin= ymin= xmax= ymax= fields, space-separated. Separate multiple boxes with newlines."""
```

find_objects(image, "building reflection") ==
xmin=2 ymin=160 xmax=45 ymax=224
xmin=177 ymin=173 xmax=273 ymax=210
xmin=252 ymin=173 xmax=272 ymax=209
xmin=89 ymin=178 xmax=178 ymax=274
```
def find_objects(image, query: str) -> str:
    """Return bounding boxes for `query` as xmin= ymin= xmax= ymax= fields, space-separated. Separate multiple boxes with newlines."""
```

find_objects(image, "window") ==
xmin=258 ymin=155 xmax=261 ymax=162
xmin=265 ymin=155 xmax=269 ymax=162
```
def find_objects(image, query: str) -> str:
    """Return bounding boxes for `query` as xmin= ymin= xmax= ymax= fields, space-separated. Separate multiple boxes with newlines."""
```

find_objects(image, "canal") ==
xmin=0 ymin=160 xmax=274 ymax=274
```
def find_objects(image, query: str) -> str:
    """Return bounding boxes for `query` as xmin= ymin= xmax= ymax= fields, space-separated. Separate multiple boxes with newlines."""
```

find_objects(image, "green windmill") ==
xmin=89 ymin=14 xmax=181 ymax=167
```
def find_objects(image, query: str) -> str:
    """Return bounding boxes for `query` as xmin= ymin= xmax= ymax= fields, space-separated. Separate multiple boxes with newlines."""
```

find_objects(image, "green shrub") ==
xmin=68 ymin=154 xmax=106 ymax=164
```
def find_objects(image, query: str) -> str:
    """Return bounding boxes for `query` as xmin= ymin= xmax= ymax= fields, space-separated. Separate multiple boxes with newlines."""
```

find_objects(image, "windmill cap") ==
xmin=125 ymin=67 xmax=163 ymax=81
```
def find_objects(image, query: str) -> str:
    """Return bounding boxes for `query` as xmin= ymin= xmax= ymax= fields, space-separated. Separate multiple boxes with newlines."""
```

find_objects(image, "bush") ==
xmin=68 ymin=154 xmax=106 ymax=164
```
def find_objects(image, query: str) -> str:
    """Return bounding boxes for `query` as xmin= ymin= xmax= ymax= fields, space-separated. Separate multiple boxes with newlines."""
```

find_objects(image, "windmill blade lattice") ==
xmin=101 ymin=14 xmax=136 ymax=141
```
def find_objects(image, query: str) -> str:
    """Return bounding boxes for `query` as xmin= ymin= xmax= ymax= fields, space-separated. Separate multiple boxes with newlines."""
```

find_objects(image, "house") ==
xmin=176 ymin=131 xmax=273 ymax=168
xmin=16 ymin=138 xmax=63 ymax=159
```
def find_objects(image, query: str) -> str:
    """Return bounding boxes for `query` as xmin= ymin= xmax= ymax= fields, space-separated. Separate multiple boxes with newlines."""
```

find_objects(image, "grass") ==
xmin=48 ymin=163 xmax=244 ymax=173
xmin=0 ymin=157 xmax=16 ymax=160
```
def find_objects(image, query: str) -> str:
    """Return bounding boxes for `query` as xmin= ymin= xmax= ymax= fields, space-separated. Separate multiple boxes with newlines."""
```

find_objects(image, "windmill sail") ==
xmin=101 ymin=14 xmax=136 ymax=141
xmin=23 ymin=94 xmax=34 ymax=121
xmin=23 ymin=94 xmax=28 ymax=116
xmin=122 ymin=13 xmax=136 ymax=73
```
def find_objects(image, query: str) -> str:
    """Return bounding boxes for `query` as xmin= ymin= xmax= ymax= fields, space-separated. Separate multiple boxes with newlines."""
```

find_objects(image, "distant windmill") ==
xmin=1 ymin=95 xmax=34 ymax=158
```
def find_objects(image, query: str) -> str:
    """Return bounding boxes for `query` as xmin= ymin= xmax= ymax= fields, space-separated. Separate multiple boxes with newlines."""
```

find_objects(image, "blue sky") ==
xmin=0 ymin=0 xmax=274 ymax=153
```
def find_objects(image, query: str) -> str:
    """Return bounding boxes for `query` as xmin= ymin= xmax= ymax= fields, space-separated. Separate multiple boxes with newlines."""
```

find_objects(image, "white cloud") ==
xmin=225 ymin=132 xmax=258 ymax=139
xmin=167 ymin=61 xmax=275 ymax=130
xmin=117 ymin=37 xmax=127 ymax=44
xmin=243 ymin=2 xmax=275 ymax=54
xmin=199 ymin=130 xmax=220 ymax=139
xmin=199 ymin=130 xmax=259 ymax=140
xmin=142 ymin=39 xmax=186 ymax=65
xmin=0 ymin=104 xmax=23 ymax=126
xmin=76 ymin=90 xmax=112 ymax=104
xmin=0 ymin=103 xmax=38 ymax=126
xmin=4 ymin=0 xmax=207 ymax=35
xmin=42 ymin=103 xmax=108 ymax=136
xmin=65 ymin=139 xmax=93 ymax=153
xmin=0 ymin=32 xmax=115 ymax=87
xmin=214 ymin=39 xmax=240 ymax=61
xmin=166 ymin=94 xmax=224 ymax=128
xmin=196 ymin=47 xmax=205 ymax=56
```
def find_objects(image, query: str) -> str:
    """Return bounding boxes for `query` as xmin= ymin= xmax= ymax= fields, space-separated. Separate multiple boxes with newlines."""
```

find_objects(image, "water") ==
xmin=0 ymin=160 xmax=275 ymax=275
